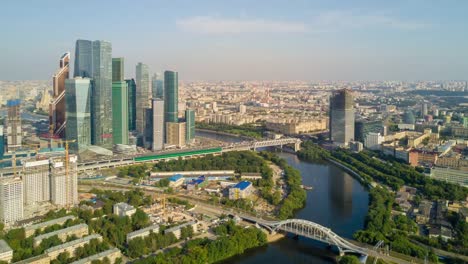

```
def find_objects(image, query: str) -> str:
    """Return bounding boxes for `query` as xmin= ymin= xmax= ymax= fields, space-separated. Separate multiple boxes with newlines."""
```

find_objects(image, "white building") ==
xmin=164 ymin=221 xmax=197 ymax=239
xmin=113 ymin=202 xmax=136 ymax=217
xmin=50 ymin=155 xmax=79 ymax=206
xmin=0 ymin=240 xmax=13 ymax=263
xmin=239 ymin=104 xmax=247 ymax=114
xmin=152 ymin=99 xmax=164 ymax=151
xmin=22 ymin=159 xmax=50 ymax=205
xmin=0 ymin=177 xmax=23 ymax=224
xmin=364 ymin=132 xmax=384 ymax=150
xmin=126 ymin=224 xmax=160 ymax=242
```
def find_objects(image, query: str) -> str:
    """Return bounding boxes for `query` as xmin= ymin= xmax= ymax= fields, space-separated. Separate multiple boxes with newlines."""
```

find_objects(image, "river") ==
xmin=196 ymin=130 xmax=369 ymax=264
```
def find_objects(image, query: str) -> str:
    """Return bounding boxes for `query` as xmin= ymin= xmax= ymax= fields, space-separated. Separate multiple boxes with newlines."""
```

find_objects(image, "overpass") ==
xmin=238 ymin=214 xmax=367 ymax=257
xmin=222 ymin=137 xmax=302 ymax=152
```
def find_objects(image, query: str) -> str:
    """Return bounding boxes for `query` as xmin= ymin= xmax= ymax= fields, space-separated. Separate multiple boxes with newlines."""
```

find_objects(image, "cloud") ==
xmin=312 ymin=10 xmax=428 ymax=31
xmin=176 ymin=11 xmax=428 ymax=35
xmin=176 ymin=16 xmax=307 ymax=34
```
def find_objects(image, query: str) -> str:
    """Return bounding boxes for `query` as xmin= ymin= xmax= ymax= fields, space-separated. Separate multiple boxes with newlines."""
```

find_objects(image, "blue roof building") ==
xmin=229 ymin=181 xmax=253 ymax=200
xmin=169 ymin=174 xmax=183 ymax=182
xmin=234 ymin=181 xmax=251 ymax=190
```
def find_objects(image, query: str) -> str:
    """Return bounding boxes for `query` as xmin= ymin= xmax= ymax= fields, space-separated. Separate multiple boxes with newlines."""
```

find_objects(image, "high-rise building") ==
xmin=65 ymin=78 xmax=92 ymax=153
xmin=112 ymin=58 xmax=129 ymax=145
xmin=166 ymin=122 xmax=186 ymax=147
xmin=5 ymin=99 xmax=22 ymax=152
xmin=164 ymin=71 xmax=178 ymax=123
xmin=126 ymin=79 xmax=137 ymax=131
xmin=152 ymin=73 xmax=164 ymax=99
xmin=0 ymin=177 xmax=23 ymax=224
xmin=403 ymin=109 xmax=416 ymax=124
xmin=22 ymin=159 xmax=50 ymax=206
xmin=152 ymin=99 xmax=164 ymax=151
xmin=143 ymin=108 xmax=153 ymax=149
xmin=112 ymin=82 xmax=129 ymax=145
xmin=329 ymin=89 xmax=354 ymax=146
xmin=0 ymin=126 xmax=4 ymax=159
xmin=91 ymin=40 xmax=113 ymax=149
xmin=73 ymin=39 xmax=113 ymax=149
xmin=50 ymin=155 xmax=78 ymax=206
xmin=136 ymin=63 xmax=151 ymax=134
xmin=112 ymin=58 xmax=124 ymax=82
xmin=50 ymin=52 xmax=70 ymax=138
xmin=74 ymin=40 xmax=93 ymax=78
xmin=185 ymin=109 xmax=195 ymax=143
xmin=421 ymin=103 xmax=428 ymax=117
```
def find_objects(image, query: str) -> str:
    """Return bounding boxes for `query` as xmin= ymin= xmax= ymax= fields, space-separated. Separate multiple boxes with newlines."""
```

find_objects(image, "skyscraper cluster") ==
xmin=48 ymin=39 xmax=195 ymax=155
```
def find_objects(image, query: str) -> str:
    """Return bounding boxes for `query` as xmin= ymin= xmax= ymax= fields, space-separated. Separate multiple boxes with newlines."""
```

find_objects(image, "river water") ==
xmin=196 ymin=130 xmax=369 ymax=264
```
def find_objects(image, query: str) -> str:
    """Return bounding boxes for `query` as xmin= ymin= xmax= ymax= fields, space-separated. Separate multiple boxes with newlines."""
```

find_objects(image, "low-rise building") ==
xmin=126 ymin=224 xmax=160 ymax=242
xmin=45 ymin=234 xmax=102 ymax=259
xmin=265 ymin=118 xmax=327 ymax=135
xmin=186 ymin=176 xmax=208 ymax=191
xmin=164 ymin=221 xmax=197 ymax=239
xmin=70 ymin=248 xmax=122 ymax=264
xmin=24 ymin=215 xmax=76 ymax=237
xmin=33 ymin=224 xmax=89 ymax=247
xmin=429 ymin=167 xmax=468 ymax=187
xmin=228 ymin=181 xmax=253 ymax=200
xmin=113 ymin=202 xmax=136 ymax=217
xmin=168 ymin=174 xmax=184 ymax=188
xmin=0 ymin=240 xmax=13 ymax=263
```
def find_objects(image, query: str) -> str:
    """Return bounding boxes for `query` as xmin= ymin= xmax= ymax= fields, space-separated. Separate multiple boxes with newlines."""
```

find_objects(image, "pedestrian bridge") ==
xmin=238 ymin=215 xmax=368 ymax=257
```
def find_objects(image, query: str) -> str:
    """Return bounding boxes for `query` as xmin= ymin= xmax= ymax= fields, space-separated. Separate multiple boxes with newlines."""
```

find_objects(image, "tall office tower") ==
xmin=65 ymin=78 xmax=92 ymax=153
xmin=136 ymin=63 xmax=151 ymax=134
xmin=164 ymin=71 xmax=178 ymax=123
xmin=185 ymin=109 xmax=195 ymax=143
xmin=74 ymin=40 xmax=93 ymax=78
xmin=126 ymin=79 xmax=137 ymax=131
xmin=329 ymin=89 xmax=354 ymax=146
xmin=152 ymin=73 xmax=164 ymax=99
xmin=166 ymin=122 xmax=186 ymax=147
xmin=91 ymin=41 xmax=113 ymax=148
xmin=50 ymin=52 xmax=70 ymax=138
xmin=112 ymin=58 xmax=129 ymax=145
xmin=152 ymin=99 xmax=164 ymax=151
xmin=50 ymin=155 xmax=78 ymax=206
xmin=421 ymin=103 xmax=428 ymax=117
xmin=143 ymin=108 xmax=153 ymax=148
xmin=5 ymin=99 xmax=22 ymax=152
xmin=22 ymin=159 xmax=51 ymax=205
xmin=0 ymin=178 xmax=23 ymax=224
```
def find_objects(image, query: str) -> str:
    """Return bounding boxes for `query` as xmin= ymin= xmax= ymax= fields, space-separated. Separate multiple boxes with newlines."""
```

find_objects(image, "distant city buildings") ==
xmin=329 ymin=89 xmax=355 ymax=146
xmin=185 ymin=109 xmax=195 ymax=143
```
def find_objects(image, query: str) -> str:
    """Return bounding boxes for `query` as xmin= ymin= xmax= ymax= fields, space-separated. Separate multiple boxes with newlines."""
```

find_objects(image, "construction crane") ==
xmin=57 ymin=139 xmax=76 ymax=207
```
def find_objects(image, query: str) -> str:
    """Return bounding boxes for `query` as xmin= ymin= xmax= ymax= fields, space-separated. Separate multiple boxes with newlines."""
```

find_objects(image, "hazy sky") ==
xmin=1 ymin=0 xmax=468 ymax=81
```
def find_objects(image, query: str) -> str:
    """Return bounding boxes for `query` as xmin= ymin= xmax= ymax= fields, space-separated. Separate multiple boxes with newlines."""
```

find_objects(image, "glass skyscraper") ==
xmin=126 ymin=79 xmax=137 ymax=131
xmin=112 ymin=58 xmax=124 ymax=82
xmin=152 ymin=99 xmax=164 ymax=151
xmin=136 ymin=63 xmax=151 ymax=134
xmin=73 ymin=39 xmax=113 ymax=149
xmin=164 ymin=71 xmax=178 ymax=123
xmin=329 ymin=89 xmax=355 ymax=146
xmin=91 ymin=40 xmax=113 ymax=148
xmin=112 ymin=57 xmax=129 ymax=145
xmin=74 ymin=40 xmax=93 ymax=78
xmin=65 ymin=78 xmax=91 ymax=153
xmin=185 ymin=109 xmax=195 ymax=143
xmin=152 ymin=73 xmax=164 ymax=99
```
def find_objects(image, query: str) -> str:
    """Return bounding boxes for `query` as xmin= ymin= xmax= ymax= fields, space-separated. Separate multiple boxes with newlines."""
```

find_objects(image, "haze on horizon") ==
xmin=1 ymin=0 xmax=467 ymax=81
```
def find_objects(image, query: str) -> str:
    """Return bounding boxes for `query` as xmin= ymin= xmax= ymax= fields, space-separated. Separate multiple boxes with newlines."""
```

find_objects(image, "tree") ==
xmin=132 ymin=209 xmax=150 ymax=230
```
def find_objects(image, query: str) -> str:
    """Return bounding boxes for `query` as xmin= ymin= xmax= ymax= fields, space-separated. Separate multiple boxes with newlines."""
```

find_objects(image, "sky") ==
xmin=1 ymin=0 xmax=468 ymax=81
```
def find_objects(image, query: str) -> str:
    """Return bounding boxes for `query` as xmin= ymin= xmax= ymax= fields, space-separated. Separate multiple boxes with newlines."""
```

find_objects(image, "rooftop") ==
xmin=24 ymin=215 xmax=76 ymax=232
xmin=0 ymin=240 xmax=12 ymax=254
xmin=233 ymin=181 xmax=252 ymax=191
xmin=169 ymin=174 xmax=183 ymax=182
xmin=165 ymin=221 xmax=196 ymax=233
xmin=34 ymin=224 xmax=88 ymax=241
xmin=70 ymin=248 xmax=121 ymax=264
xmin=45 ymin=234 xmax=102 ymax=254
xmin=127 ymin=224 xmax=160 ymax=238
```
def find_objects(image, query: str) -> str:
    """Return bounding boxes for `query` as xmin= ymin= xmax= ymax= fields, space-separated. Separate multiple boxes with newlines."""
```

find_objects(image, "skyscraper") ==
xmin=50 ymin=155 xmax=78 ymax=206
xmin=152 ymin=99 xmax=164 ymax=151
xmin=126 ymin=79 xmax=137 ymax=131
xmin=91 ymin=40 xmax=113 ymax=148
xmin=185 ymin=109 xmax=195 ymax=143
xmin=65 ymin=78 xmax=92 ymax=153
xmin=166 ymin=122 xmax=186 ymax=147
xmin=5 ymin=99 xmax=22 ymax=152
xmin=73 ymin=40 xmax=93 ymax=78
xmin=421 ymin=102 xmax=428 ymax=117
xmin=112 ymin=58 xmax=129 ymax=145
xmin=73 ymin=39 xmax=113 ymax=149
xmin=22 ymin=159 xmax=51 ymax=206
xmin=50 ymin=52 xmax=70 ymax=138
xmin=329 ymin=89 xmax=354 ymax=146
xmin=164 ymin=71 xmax=178 ymax=123
xmin=136 ymin=63 xmax=151 ymax=134
xmin=152 ymin=73 xmax=164 ymax=99
xmin=144 ymin=108 xmax=153 ymax=149
xmin=0 ymin=178 xmax=23 ymax=224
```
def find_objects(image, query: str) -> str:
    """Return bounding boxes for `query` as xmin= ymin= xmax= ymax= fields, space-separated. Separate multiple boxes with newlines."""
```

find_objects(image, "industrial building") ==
xmin=228 ymin=181 xmax=253 ymax=200
xmin=168 ymin=174 xmax=184 ymax=188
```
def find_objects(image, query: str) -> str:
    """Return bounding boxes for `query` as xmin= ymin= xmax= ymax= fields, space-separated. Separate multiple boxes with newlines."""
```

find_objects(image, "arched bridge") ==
xmin=239 ymin=215 xmax=368 ymax=257
xmin=222 ymin=138 xmax=302 ymax=152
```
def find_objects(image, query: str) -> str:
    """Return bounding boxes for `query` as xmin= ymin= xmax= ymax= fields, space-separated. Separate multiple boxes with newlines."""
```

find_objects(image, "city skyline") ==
xmin=1 ymin=0 xmax=468 ymax=81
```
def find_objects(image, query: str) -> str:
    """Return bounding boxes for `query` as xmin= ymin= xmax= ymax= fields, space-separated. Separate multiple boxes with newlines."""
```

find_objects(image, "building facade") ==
xmin=185 ymin=109 xmax=195 ymax=143
xmin=329 ymin=89 xmax=354 ymax=146
xmin=136 ymin=63 xmax=151 ymax=135
xmin=126 ymin=79 xmax=137 ymax=131
xmin=50 ymin=155 xmax=79 ymax=206
xmin=0 ymin=177 xmax=23 ymax=224
xmin=164 ymin=71 xmax=178 ymax=123
xmin=152 ymin=73 xmax=164 ymax=99
xmin=152 ymin=99 xmax=164 ymax=151
xmin=22 ymin=159 xmax=51 ymax=206
xmin=5 ymin=99 xmax=22 ymax=152
xmin=166 ymin=122 xmax=186 ymax=147
xmin=50 ymin=52 xmax=70 ymax=138
xmin=112 ymin=81 xmax=129 ymax=145
xmin=65 ymin=78 xmax=92 ymax=153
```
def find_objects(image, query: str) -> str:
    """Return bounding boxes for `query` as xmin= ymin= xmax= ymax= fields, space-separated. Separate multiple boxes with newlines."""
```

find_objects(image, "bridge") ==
xmin=222 ymin=137 xmax=302 ymax=152
xmin=238 ymin=214 xmax=367 ymax=257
